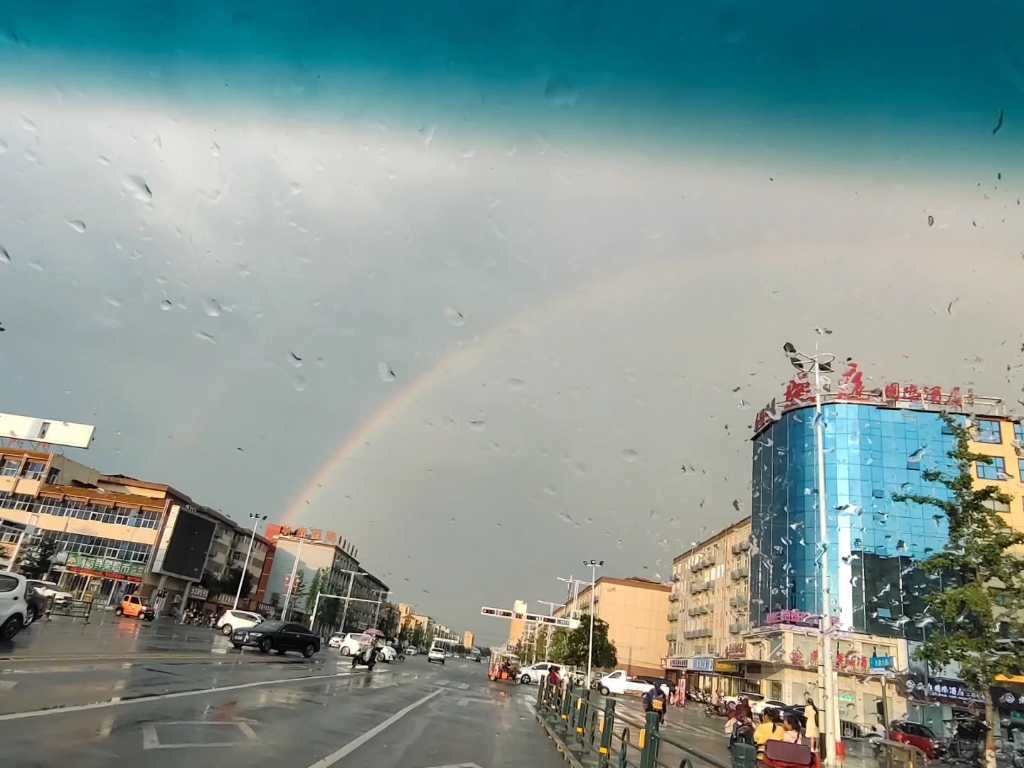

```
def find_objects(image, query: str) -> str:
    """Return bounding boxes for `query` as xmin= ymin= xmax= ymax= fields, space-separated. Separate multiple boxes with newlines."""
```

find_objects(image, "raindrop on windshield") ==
xmin=293 ymin=376 xmax=307 ymax=392
xmin=468 ymin=420 xmax=486 ymax=431
xmin=195 ymin=331 xmax=217 ymax=344
xmin=621 ymin=449 xmax=638 ymax=462
xmin=160 ymin=299 xmax=173 ymax=311
xmin=122 ymin=175 xmax=153 ymax=204
xmin=66 ymin=219 xmax=86 ymax=233
xmin=202 ymin=298 xmax=222 ymax=318
xmin=0 ymin=246 xmax=9 ymax=264
xmin=378 ymin=363 xmax=396 ymax=382
xmin=443 ymin=307 xmax=466 ymax=327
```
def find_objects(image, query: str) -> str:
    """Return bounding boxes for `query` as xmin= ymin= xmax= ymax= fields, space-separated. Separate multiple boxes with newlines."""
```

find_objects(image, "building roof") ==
xmin=672 ymin=516 xmax=751 ymax=564
xmin=38 ymin=483 xmax=168 ymax=511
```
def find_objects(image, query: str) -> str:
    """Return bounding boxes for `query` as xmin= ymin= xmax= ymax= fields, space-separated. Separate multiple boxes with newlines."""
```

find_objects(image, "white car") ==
xmin=26 ymin=580 xmax=73 ymax=606
xmin=0 ymin=571 xmax=29 ymax=641
xmin=376 ymin=645 xmax=398 ymax=663
xmin=217 ymin=609 xmax=264 ymax=636
xmin=751 ymin=698 xmax=788 ymax=716
xmin=428 ymin=645 xmax=446 ymax=664
xmin=724 ymin=692 xmax=765 ymax=708
xmin=404 ymin=647 xmax=418 ymax=656
xmin=337 ymin=633 xmax=370 ymax=656
xmin=519 ymin=662 xmax=558 ymax=685
xmin=597 ymin=670 xmax=655 ymax=697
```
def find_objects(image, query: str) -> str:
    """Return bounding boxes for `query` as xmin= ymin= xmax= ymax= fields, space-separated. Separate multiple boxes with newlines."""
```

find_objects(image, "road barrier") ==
xmin=537 ymin=680 xmax=754 ymax=768
xmin=45 ymin=598 xmax=92 ymax=623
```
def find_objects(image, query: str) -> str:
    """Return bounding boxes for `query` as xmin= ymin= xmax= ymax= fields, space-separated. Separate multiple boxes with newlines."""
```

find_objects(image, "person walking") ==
xmin=804 ymin=698 xmax=820 ymax=752
xmin=643 ymin=684 xmax=668 ymax=725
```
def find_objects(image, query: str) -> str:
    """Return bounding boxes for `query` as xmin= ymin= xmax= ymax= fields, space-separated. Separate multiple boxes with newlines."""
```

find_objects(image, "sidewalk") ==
xmin=0 ymin=614 xmax=231 ymax=660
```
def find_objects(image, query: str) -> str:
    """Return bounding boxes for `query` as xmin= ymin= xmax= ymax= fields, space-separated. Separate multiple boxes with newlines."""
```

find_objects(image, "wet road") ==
xmin=0 ymin=652 xmax=566 ymax=768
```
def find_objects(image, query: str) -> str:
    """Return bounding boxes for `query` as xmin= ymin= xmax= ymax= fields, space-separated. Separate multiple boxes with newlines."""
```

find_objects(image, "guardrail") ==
xmin=45 ymin=597 xmax=92 ymax=623
xmin=536 ymin=680 xmax=756 ymax=768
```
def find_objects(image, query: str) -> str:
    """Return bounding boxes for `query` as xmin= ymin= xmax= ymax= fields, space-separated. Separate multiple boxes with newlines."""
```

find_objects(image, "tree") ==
xmin=303 ymin=568 xmax=327 ymax=627
xmin=221 ymin=566 xmax=253 ymax=600
xmin=549 ymin=628 xmax=570 ymax=664
xmin=14 ymin=535 xmax=59 ymax=579
xmin=893 ymin=416 xmax=1024 ymax=768
xmin=376 ymin=602 xmax=399 ymax=637
xmin=561 ymin=614 xmax=617 ymax=670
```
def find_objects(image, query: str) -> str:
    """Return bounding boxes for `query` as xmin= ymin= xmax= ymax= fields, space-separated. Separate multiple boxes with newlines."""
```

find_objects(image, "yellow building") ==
xmin=556 ymin=578 xmax=671 ymax=677
xmin=463 ymin=630 xmax=475 ymax=650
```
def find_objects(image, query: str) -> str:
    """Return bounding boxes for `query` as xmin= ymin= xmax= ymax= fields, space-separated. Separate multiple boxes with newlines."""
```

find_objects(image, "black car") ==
xmin=231 ymin=620 xmax=321 ymax=658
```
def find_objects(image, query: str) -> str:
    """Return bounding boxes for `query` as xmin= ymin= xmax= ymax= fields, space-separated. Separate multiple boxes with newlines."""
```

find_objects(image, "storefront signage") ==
xmin=663 ymin=658 xmax=690 ymax=670
xmin=870 ymin=656 xmax=894 ymax=671
xmin=766 ymin=610 xmax=829 ymax=629
xmin=725 ymin=643 xmax=747 ymax=660
xmin=714 ymin=661 xmax=740 ymax=673
xmin=189 ymin=586 xmax=209 ymax=601
xmin=691 ymin=657 xmax=714 ymax=672
xmin=753 ymin=360 xmax=975 ymax=435
xmin=277 ymin=526 xmax=342 ymax=545
xmin=901 ymin=675 xmax=983 ymax=705
xmin=61 ymin=552 xmax=145 ymax=579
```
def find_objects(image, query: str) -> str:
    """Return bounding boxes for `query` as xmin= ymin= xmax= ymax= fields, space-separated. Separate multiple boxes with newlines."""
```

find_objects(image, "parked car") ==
xmin=231 ymin=620 xmax=321 ymax=658
xmin=597 ymin=670 xmax=655 ymax=697
xmin=216 ymin=609 xmax=263 ymax=636
xmin=26 ymin=580 xmax=73 ymax=608
xmin=404 ymin=647 xmax=418 ymax=656
xmin=23 ymin=583 xmax=47 ymax=625
xmin=889 ymin=720 xmax=946 ymax=758
xmin=0 ymin=571 xmax=29 ymax=640
xmin=751 ymin=698 xmax=788 ymax=716
xmin=115 ymin=594 xmax=154 ymax=620
xmin=377 ymin=645 xmax=398 ymax=662
xmin=428 ymin=640 xmax=446 ymax=664
xmin=337 ymin=632 xmax=370 ymax=656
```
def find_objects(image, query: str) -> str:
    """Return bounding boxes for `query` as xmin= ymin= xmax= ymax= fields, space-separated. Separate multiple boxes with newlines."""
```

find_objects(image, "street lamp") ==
xmin=785 ymin=342 xmax=839 ymax=767
xmin=584 ymin=559 xmax=604 ymax=688
xmin=233 ymin=513 xmax=267 ymax=610
xmin=371 ymin=588 xmax=392 ymax=631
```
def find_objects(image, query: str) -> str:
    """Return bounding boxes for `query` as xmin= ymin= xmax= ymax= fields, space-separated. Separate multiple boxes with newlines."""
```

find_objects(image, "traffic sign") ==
xmin=870 ymin=656 xmax=894 ymax=671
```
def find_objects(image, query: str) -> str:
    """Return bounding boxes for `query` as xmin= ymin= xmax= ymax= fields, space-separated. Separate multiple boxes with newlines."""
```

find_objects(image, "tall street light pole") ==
xmin=584 ymin=559 xmax=604 ymax=688
xmin=537 ymin=599 xmax=562 ymax=661
xmin=233 ymin=513 xmax=267 ymax=610
xmin=785 ymin=342 xmax=840 ymax=767
xmin=279 ymin=535 xmax=306 ymax=621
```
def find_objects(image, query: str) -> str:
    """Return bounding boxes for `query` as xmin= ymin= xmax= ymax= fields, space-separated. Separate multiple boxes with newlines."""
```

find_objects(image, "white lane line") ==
xmin=306 ymin=687 xmax=445 ymax=768
xmin=454 ymin=682 xmax=469 ymax=690
xmin=0 ymin=671 xmax=355 ymax=722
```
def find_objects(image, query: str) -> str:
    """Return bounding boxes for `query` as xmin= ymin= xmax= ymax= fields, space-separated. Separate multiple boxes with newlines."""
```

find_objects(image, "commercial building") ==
xmin=262 ymin=525 xmax=389 ymax=632
xmin=555 ymin=577 xmax=671 ymax=677
xmin=664 ymin=517 xmax=755 ymax=697
xmin=747 ymin=359 xmax=1016 ymax=729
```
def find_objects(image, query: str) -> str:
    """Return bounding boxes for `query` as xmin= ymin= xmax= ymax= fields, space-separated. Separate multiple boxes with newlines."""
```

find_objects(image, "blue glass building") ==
xmin=750 ymin=404 xmax=961 ymax=642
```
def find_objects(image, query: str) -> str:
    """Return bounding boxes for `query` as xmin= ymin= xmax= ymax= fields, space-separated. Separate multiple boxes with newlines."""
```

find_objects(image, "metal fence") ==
xmin=45 ymin=597 xmax=92 ymax=622
xmin=536 ymin=680 xmax=756 ymax=768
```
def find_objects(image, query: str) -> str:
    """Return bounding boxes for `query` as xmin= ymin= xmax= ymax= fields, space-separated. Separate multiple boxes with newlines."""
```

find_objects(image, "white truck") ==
xmin=597 ymin=670 xmax=655 ymax=697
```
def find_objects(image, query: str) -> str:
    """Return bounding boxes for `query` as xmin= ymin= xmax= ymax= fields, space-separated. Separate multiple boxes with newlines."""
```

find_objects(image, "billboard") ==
xmin=0 ymin=413 xmax=95 ymax=449
xmin=150 ymin=503 xmax=217 ymax=581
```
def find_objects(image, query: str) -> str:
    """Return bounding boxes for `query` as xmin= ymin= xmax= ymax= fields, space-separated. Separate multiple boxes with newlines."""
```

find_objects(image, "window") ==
xmin=1016 ymin=423 xmax=1024 ymax=444
xmin=45 ymin=468 xmax=60 ymax=484
xmin=0 ymin=575 xmax=18 ymax=592
xmin=0 ymin=458 xmax=19 ymax=477
xmin=985 ymin=496 xmax=1011 ymax=513
xmin=21 ymin=462 xmax=45 ymax=480
xmin=977 ymin=456 xmax=1006 ymax=480
xmin=975 ymin=419 xmax=1002 ymax=444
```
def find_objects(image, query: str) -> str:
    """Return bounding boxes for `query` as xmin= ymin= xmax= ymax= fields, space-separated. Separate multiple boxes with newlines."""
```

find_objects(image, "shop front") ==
xmin=662 ymin=657 xmax=689 ymax=696
xmin=53 ymin=551 xmax=146 ymax=607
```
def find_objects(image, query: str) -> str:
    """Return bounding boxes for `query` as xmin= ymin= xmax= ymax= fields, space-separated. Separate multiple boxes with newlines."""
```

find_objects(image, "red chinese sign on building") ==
xmin=753 ymin=359 xmax=975 ymax=436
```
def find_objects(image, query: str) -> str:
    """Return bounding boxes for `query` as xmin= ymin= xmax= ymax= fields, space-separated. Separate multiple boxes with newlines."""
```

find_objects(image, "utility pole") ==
xmin=279 ymin=535 xmax=306 ymax=621
xmin=233 ymin=513 xmax=266 ymax=610
xmin=583 ymin=559 xmax=604 ymax=688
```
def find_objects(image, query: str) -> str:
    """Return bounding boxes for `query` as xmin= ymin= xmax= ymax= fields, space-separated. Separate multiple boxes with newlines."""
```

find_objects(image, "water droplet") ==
xmin=378 ymin=363 xmax=396 ymax=382
xmin=202 ymin=298 xmax=222 ymax=317
xmin=106 ymin=296 xmax=123 ymax=307
xmin=0 ymin=140 xmax=7 ymax=154
xmin=443 ymin=307 xmax=465 ymax=327
xmin=27 ymin=260 xmax=43 ymax=272
xmin=195 ymin=330 xmax=217 ymax=344
xmin=289 ymin=182 xmax=303 ymax=195
xmin=544 ymin=77 xmax=578 ymax=108
xmin=21 ymin=117 xmax=37 ymax=133
xmin=469 ymin=420 xmax=486 ymax=432
xmin=67 ymin=219 xmax=86 ymax=233
xmin=211 ymin=142 xmax=221 ymax=157
xmin=507 ymin=378 xmax=525 ymax=391
xmin=0 ymin=246 xmax=9 ymax=264
xmin=293 ymin=376 xmax=307 ymax=392
xmin=160 ymin=299 xmax=173 ymax=311
xmin=97 ymin=155 xmax=110 ymax=166
xmin=621 ymin=449 xmax=638 ymax=462
xmin=122 ymin=174 xmax=153 ymax=203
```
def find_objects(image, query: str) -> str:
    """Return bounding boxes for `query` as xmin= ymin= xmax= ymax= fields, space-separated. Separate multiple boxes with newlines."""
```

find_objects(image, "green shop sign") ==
xmin=63 ymin=552 xmax=145 ymax=579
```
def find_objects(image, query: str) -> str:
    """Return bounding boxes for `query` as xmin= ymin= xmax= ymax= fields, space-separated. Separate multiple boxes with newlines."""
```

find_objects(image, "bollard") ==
xmin=731 ymin=742 xmax=757 ymax=768
xmin=538 ymin=678 xmax=546 ymax=712
xmin=639 ymin=709 xmax=661 ymax=768
xmin=597 ymin=698 xmax=617 ymax=768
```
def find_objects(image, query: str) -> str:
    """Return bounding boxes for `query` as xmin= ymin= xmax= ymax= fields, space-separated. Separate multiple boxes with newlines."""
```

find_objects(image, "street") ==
xmin=0 ymin=623 xmax=567 ymax=768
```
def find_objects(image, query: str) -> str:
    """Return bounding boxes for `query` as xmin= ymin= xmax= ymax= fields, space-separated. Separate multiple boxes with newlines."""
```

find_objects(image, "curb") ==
xmin=536 ymin=713 xmax=587 ymax=768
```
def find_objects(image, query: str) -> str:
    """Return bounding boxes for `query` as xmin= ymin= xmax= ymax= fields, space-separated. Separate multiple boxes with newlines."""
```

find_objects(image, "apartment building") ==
xmin=665 ymin=517 xmax=753 ymax=696
xmin=463 ymin=630 xmax=475 ymax=650
xmin=556 ymin=577 xmax=671 ymax=677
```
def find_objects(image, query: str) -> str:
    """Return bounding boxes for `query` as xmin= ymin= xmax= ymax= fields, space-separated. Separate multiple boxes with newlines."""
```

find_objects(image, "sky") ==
xmin=1 ymin=0 xmax=1024 ymax=646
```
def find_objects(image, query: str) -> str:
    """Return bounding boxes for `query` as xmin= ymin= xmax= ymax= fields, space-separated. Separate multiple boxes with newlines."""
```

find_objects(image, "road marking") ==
xmin=421 ymin=764 xmax=484 ymax=768
xmin=457 ymin=698 xmax=501 ymax=707
xmin=0 ymin=681 xmax=16 ymax=692
xmin=435 ymin=678 xmax=449 ymax=686
xmin=305 ymin=688 xmax=445 ymax=768
xmin=141 ymin=721 xmax=259 ymax=750
xmin=0 ymin=671 xmax=355 ymax=722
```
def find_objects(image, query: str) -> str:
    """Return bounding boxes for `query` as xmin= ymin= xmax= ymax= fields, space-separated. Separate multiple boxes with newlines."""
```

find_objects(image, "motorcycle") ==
xmin=351 ymin=640 xmax=379 ymax=670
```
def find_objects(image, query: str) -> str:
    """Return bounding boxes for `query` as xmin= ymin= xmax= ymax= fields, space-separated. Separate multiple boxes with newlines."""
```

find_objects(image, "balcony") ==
xmin=688 ymin=606 xmax=707 ymax=617
xmin=666 ymin=632 xmax=676 ymax=642
xmin=690 ymin=581 xmax=712 ymax=594
xmin=668 ymin=611 xmax=679 ymax=623
xmin=730 ymin=595 xmax=747 ymax=608
xmin=729 ymin=622 xmax=749 ymax=635
xmin=730 ymin=567 xmax=749 ymax=581
xmin=669 ymin=592 xmax=680 ymax=602
xmin=731 ymin=540 xmax=751 ymax=555
xmin=690 ymin=555 xmax=717 ymax=572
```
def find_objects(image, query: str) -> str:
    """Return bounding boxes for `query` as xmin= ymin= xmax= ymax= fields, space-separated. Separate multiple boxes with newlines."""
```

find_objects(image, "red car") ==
xmin=889 ymin=720 xmax=946 ymax=758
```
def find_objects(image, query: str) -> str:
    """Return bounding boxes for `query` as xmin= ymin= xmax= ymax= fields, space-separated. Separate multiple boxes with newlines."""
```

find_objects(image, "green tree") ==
xmin=562 ymin=614 xmax=617 ymax=670
xmin=303 ymin=568 xmax=327 ymax=627
xmin=893 ymin=416 xmax=1024 ymax=768
xmin=15 ymin=535 xmax=59 ymax=579
xmin=549 ymin=628 xmax=570 ymax=664
xmin=376 ymin=602 xmax=400 ymax=637
xmin=220 ymin=566 xmax=253 ymax=600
